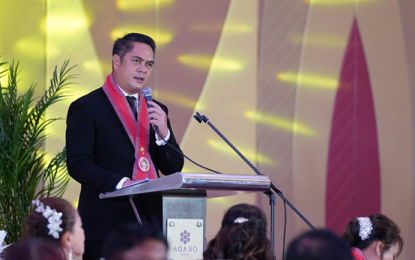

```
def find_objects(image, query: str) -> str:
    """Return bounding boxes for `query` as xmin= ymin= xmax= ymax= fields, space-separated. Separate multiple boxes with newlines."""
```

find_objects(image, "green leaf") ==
xmin=0 ymin=56 xmax=76 ymax=244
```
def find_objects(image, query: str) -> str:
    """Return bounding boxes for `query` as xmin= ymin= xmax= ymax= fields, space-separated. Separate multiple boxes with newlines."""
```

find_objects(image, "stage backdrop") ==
xmin=1 ymin=0 xmax=414 ymax=259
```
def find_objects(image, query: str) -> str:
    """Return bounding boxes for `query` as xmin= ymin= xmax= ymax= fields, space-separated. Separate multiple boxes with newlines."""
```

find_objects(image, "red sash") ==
xmin=351 ymin=248 xmax=367 ymax=260
xmin=102 ymin=74 xmax=157 ymax=180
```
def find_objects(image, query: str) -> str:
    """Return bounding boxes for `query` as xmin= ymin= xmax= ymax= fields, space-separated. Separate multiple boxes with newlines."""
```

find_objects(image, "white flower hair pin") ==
xmin=234 ymin=217 xmax=249 ymax=224
xmin=32 ymin=200 xmax=63 ymax=239
xmin=357 ymin=217 xmax=372 ymax=241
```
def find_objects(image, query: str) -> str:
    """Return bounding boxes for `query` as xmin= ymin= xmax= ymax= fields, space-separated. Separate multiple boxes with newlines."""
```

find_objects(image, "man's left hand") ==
xmin=147 ymin=101 xmax=168 ymax=138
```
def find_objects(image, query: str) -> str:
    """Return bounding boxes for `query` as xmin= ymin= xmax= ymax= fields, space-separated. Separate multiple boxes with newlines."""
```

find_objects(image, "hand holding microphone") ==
xmin=141 ymin=87 xmax=168 ymax=138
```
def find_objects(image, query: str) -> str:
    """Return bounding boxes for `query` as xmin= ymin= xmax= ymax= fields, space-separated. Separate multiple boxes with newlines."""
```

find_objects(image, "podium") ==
xmin=99 ymin=172 xmax=270 ymax=260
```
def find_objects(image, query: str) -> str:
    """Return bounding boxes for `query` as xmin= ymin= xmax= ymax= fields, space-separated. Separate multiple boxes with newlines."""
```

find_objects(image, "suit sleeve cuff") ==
xmin=155 ymin=129 xmax=170 ymax=146
xmin=115 ymin=177 xmax=131 ymax=190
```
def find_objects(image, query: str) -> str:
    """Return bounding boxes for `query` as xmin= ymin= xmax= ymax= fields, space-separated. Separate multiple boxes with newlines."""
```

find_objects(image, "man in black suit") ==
xmin=66 ymin=33 xmax=184 ymax=260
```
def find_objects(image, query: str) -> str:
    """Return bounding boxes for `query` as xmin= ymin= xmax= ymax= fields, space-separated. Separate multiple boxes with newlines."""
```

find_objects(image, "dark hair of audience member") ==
xmin=286 ymin=229 xmax=354 ymax=260
xmin=102 ymin=223 xmax=167 ymax=260
xmin=5 ymin=238 xmax=65 ymax=260
xmin=342 ymin=214 xmax=403 ymax=258
xmin=24 ymin=197 xmax=77 ymax=250
xmin=203 ymin=203 xmax=272 ymax=260
xmin=112 ymin=33 xmax=156 ymax=62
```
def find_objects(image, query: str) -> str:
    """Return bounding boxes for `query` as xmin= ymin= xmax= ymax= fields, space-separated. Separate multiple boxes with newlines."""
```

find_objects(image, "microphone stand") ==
xmin=193 ymin=112 xmax=316 ymax=258
xmin=268 ymin=192 xmax=276 ymax=259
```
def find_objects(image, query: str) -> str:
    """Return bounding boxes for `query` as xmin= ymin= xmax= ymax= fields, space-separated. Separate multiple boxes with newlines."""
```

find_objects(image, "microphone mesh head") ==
xmin=142 ymin=86 xmax=152 ymax=96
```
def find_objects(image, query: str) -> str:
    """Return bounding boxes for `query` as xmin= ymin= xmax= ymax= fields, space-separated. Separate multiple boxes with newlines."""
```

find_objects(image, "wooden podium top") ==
xmin=99 ymin=172 xmax=271 ymax=199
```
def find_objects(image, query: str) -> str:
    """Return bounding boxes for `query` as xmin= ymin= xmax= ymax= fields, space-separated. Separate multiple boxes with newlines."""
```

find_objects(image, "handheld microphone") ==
xmin=141 ymin=86 xmax=153 ymax=108
xmin=141 ymin=86 xmax=158 ymax=132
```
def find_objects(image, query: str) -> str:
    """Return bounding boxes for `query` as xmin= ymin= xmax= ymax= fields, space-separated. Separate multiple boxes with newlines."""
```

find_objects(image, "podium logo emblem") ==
xmin=180 ymin=230 xmax=191 ymax=244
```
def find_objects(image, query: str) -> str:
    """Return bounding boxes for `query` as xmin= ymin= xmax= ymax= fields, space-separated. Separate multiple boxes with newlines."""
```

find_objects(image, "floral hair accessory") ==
xmin=234 ymin=217 xmax=249 ymax=224
xmin=32 ymin=200 xmax=63 ymax=239
xmin=357 ymin=217 xmax=372 ymax=241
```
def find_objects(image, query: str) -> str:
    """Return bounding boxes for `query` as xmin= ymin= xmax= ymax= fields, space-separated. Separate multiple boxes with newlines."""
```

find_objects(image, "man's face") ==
xmin=113 ymin=42 xmax=154 ymax=94
xmin=122 ymin=239 xmax=167 ymax=260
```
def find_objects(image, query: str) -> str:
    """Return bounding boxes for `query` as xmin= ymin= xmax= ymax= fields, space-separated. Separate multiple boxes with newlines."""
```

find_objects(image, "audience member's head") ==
xmin=5 ymin=238 xmax=64 ymax=260
xmin=286 ymin=229 xmax=353 ymax=260
xmin=102 ymin=223 xmax=168 ymax=260
xmin=24 ymin=197 xmax=84 ymax=259
xmin=203 ymin=203 xmax=272 ymax=260
xmin=342 ymin=214 xmax=403 ymax=260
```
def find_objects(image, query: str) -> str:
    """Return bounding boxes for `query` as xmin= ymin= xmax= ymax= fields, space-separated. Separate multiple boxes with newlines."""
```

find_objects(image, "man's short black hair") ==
xmin=102 ymin=223 xmax=167 ymax=260
xmin=112 ymin=33 xmax=156 ymax=61
xmin=286 ymin=229 xmax=354 ymax=260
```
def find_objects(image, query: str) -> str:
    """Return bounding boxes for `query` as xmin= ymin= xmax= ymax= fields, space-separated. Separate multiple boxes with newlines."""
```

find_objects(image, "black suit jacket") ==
xmin=66 ymin=88 xmax=184 ymax=240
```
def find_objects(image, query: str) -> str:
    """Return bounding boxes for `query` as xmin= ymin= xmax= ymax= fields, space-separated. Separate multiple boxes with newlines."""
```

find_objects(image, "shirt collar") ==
xmin=118 ymin=85 xmax=139 ymax=99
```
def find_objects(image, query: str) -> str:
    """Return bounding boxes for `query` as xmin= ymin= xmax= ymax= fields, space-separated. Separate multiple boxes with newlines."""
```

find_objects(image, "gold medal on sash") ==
xmin=138 ymin=157 xmax=150 ymax=172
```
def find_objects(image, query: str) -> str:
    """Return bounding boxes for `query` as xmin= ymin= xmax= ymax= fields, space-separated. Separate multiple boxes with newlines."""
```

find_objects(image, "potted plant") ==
xmin=0 ymin=57 xmax=75 ymax=244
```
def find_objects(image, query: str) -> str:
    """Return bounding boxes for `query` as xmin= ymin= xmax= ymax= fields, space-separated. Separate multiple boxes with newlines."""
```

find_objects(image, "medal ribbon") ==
xmin=102 ymin=73 xmax=157 ymax=180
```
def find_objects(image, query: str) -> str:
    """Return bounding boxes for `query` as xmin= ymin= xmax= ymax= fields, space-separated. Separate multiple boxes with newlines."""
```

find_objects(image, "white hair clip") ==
xmin=357 ymin=217 xmax=372 ymax=241
xmin=234 ymin=217 xmax=249 ymax=224
xmin=32 ymin=200 xmax=63 ymax=239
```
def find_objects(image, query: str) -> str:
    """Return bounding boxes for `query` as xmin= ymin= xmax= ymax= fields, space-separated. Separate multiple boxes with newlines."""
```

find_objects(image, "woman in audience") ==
xmin=342 ymin=214 xmax=403 ymax=260
xmin=203 ymin=203 xmax=272 ymax=260
xmin=24 ymin=197 xmax=85 ymax=260
xmin=5 ymin=238 xmax=64 ymax=260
